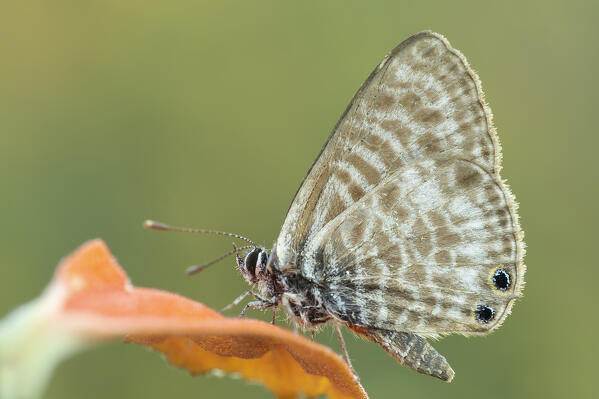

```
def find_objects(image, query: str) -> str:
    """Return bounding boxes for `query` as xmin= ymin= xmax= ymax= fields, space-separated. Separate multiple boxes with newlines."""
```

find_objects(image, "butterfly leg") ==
xmin=238 ymin=295 xmax=280 ymax=318
xmin=221 ymin=290 xmax=270 ymax=312
xmin=221 ymin=290 xmax=250 ymax=312
xmin=281 ymin=293 xmax=299 ymax=333
xmin=334 ymin=322 xmax=357 ymax=379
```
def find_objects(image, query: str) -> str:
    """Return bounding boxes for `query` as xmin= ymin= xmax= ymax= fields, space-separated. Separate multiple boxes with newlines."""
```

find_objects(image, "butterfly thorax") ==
xmin=239 ymin=247 xmax=331 ymax=327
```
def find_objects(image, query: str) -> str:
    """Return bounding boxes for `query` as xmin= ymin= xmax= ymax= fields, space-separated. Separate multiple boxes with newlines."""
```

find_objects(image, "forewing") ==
xmin=303 ymin=158 xmax=524 ymax=336
xmin=276 ymin=31 xmax=499 ymax=269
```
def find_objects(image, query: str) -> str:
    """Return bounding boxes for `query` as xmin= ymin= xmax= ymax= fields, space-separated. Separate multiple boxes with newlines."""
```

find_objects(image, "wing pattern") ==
xmin=277 ymin=32 xmax=502 ymax=268
xmin=273 ymin=31 xmax=525 ymax=380
xmin=304 ymin=158 xmax=522 ymax=336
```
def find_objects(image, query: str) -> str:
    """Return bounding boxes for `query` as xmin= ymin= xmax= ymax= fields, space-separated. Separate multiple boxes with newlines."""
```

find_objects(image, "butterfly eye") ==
xmin=493 ymin=269 xmax=511 ymax=291
xmin=475 ymin=305 xmax=495 ymax=323
xmin=244 ymin=248 xmax=261 ymax=276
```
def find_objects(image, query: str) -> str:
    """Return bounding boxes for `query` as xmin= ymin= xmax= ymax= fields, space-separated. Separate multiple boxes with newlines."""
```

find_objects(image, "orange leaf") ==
xmin=51 ymin=240 xmax=368 ymax=399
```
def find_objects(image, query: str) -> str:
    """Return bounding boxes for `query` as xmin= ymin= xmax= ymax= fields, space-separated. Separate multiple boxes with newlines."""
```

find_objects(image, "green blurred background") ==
xmin=1 ymin=0 xmax=596 ymax=398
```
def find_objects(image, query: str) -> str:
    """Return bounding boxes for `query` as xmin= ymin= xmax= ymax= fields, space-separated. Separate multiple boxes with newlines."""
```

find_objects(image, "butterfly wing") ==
xmin=276 ymin=31 xmax=500 ymax=271
xmin=274 ymin=31 xmax=524 ymax=379
xmin=303 ymin=157 xmax=523 ymax=336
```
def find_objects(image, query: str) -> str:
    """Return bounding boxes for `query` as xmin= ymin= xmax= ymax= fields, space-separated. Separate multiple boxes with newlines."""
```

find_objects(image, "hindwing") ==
xmin=302 ymin=158 xmax=523 ymax=336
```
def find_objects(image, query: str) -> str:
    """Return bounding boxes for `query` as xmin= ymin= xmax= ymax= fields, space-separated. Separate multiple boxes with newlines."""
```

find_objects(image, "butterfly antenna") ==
xmin=143 ymin=220 xmax=258 ymax=247
xmin=186 ymin=245 xmax=254 ymax=275
xmin=144 ymin=220 xmax=258 ymax=275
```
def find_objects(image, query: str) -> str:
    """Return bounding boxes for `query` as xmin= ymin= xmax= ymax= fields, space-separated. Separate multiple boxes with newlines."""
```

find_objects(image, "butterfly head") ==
xmin=239 ymin=247 xmax=269 ymax=284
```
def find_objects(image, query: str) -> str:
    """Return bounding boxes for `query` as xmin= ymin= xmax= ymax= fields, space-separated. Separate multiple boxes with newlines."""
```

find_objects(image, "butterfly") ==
xmin=147 ymin=31 xmax=525 ymax=382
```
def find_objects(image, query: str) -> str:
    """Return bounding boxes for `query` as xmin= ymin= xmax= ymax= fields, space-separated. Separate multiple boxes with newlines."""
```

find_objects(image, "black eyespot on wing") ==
xmin=493 ymin=269 xmax=511 ymax=291
xmin=475 ymin=305 xmax=495 ymax=323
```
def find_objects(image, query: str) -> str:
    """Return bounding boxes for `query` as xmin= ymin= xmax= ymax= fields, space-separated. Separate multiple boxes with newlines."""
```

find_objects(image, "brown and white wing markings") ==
xmin=274 ymin=31 xmax=525 ymax=381
xmin=276 ymin=31 xmax=501 ymax=271
xmin=304 ymin=158 xmax=522 ymax=335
